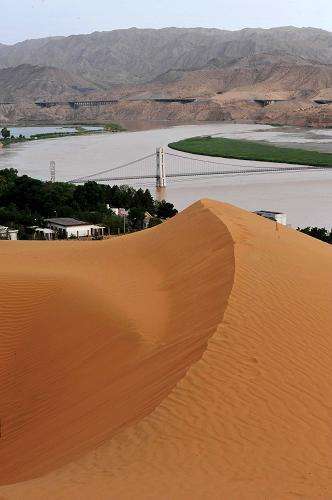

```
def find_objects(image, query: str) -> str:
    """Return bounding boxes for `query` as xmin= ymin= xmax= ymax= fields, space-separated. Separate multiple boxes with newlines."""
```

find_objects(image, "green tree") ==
xmin=0 ymin=169 xmax=18 ymax=202
xmin=102 ymin=213 xmax=124 ymax=234
xmin=106 ymin=185 xmax=136 ymax=209
xmin=0 ymin=168 xmax=178 ymax=236
xmin=148 ymin=217 xmax=163 ymax=228
xmin=41 ymin=182 xmax=76 ymax=217
xmin=1 ymin=128 xmax=11 ymax=140
xmin=128 ymin=207 xmax=146 ymax=230
xmin=155 ymin=200 xmax=178 ymax=219
xmin=298 ymin=227 xmax=332 ymax=244
xmin=73 ymin=181 xmax=106 ymax=211
xmin=132 ymin=188 xmax=155 ymax=213
xmin=10 ymin=175 xmax=44 ymax=213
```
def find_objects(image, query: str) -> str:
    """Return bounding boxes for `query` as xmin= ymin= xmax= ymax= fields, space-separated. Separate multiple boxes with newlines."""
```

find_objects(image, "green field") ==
xmin=168 ymin=136 xmax=332 ymax=167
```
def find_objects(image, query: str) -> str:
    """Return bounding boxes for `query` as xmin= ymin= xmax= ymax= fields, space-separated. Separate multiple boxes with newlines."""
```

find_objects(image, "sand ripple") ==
xmin=0 ymin=199 xmax=331 ymax=499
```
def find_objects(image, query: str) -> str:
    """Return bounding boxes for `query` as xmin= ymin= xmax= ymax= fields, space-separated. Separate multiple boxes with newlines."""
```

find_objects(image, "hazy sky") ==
xmin=2 ymin=0 xmax=332 ymax=44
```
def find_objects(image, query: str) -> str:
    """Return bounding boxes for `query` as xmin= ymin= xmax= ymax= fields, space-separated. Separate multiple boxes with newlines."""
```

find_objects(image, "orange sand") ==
xmin=0 ymin=200 xmax=331 ymax=499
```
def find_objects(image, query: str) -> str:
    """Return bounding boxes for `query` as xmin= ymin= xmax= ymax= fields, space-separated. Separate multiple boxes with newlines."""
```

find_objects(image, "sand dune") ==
xmin=0 ymin=200 xmax=331 ymax=499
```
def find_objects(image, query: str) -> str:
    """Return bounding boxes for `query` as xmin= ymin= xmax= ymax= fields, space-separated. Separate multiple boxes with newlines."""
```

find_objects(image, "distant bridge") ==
xmin=253 ymin=99 xmax=288 ymax=107
xmin=68 ymin=147 xmax=330 ymax=188
xmin=314 ymin=99 xmax=332 ymax=105
xmin=35 ymin=97 xmax=198 ymax=109
xmin=69 ymin=99 xmax=120 ymax=109
xmin=35 ymin=101 xmax=66 ymax=108
xmin=35 ymin=99 xmax=120 ymax=109
xmin=143 ymin=98 xmax=197 ymax=104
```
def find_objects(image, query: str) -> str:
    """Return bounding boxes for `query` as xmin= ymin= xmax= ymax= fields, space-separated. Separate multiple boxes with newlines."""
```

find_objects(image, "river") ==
xmin=0 ymin=123 xmax=331 ymax=228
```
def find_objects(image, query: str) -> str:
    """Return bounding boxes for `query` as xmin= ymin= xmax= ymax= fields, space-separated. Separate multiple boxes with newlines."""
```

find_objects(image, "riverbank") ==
xmin=169 ymin=136 xmax=332 ymax=167
xmin=0 ymin=123 xmax=126 ymax=148
xmin=1 ymin=122 xmax=332 ymax=228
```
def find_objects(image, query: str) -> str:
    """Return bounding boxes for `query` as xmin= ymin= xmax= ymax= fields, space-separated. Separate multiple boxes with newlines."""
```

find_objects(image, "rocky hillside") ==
xmin=1 ymin=27 xmax=332 ymax=128
xmin=0 ymin=64 xmax=97 ymax=101
xmin=1 ymin=27 xmax=332 ymax=86
xmin=122 ymin=53 xmax=332 ymax=99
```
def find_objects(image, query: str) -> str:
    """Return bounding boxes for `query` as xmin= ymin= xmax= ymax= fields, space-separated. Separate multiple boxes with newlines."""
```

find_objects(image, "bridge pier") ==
xmin=156 ymin=147 xmax=166 ymax=188
xmin=155 ymin=186 xmax=166 ymax=202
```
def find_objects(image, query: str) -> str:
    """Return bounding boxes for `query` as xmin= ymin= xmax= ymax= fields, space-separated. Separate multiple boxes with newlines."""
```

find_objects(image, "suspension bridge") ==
xmin=67 ymin=147 xmax=330 ymax=188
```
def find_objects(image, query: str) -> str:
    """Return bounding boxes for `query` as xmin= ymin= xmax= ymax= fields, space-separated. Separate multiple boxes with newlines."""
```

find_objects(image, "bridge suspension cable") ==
xmin=165 ymin=151 xmax=327 ymax=172
xmin=166 ymin=151 xmax=259 ymax=167
xmin=68 ymin=153 xmax=155 ymax=184
xmin=68 ymin=147 xmax=330 ymax=186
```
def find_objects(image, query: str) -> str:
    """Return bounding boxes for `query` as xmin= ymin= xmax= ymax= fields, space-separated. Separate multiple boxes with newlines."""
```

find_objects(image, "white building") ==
xmin=254 ymin=211 xmax=287 ymax=226
xmin=45 ymin=218 xmax=105 ymax=238
xmin=34 ymin=228 xmax=55 ymax=240
xmin=0 ymin=225 xmax=19 ymax=240
xmin=143 ymin=212 xmax=153 ymax=229
xmin=109 ymin=207 xmax=129 ymax=217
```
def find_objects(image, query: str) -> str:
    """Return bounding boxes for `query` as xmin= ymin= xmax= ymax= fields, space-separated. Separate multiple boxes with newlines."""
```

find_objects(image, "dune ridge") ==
xmin=0 ymin=199 xmax=331 ymax=499
xmin=0 ymin=201 xmax=234 ymax=484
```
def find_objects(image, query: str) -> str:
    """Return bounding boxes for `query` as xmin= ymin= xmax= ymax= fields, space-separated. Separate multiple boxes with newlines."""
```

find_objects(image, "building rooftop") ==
xmin=255 ymin=210 xmax=284 ymax=215
xmin=45 ymin=218 xmax=92 ymax=227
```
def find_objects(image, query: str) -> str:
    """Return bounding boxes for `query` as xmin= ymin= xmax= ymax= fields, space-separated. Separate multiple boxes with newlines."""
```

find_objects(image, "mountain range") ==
xmin=1 ymin=27 xmax=332 ymax=86
xmin=0 ymin=27 xmax=332 ymax=127
xmin=0 ymin=64 xmax=95 ymax=101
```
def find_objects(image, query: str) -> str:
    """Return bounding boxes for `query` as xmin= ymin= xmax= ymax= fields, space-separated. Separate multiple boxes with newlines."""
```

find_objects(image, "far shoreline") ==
xmin=3 ymin=119 xmax=330 ymax=131
xmin=0 ymin=123 xmax=127 ymax=148
xmin=2 ymin=122 xmax=332 ymax=157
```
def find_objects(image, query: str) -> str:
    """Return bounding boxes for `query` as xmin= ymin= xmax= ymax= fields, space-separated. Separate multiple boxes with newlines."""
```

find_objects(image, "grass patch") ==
xmin=30 ymin=132 xmax=78 ymax=140
xmin=104 ymin=123 xmax=126 ymax=132
xmin=169 ymin=136 xmax=332 ymax=167
xmin=30 ymin=129 xmax=103 ymax=140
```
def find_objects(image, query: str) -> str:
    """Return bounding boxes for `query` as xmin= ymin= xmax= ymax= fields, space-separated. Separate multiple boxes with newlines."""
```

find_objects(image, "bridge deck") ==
xmin=253 ymin=99 xmax=288 ymax=106
xmin=70 ymin=164 xmax=328 ymax=184
xmin=35 ymin=100 xmax=120 ymax=108
xmin=35 ymin=98 xmax=198 ymax=108
xmin=314 ymin=99 xmax=332 ymax=105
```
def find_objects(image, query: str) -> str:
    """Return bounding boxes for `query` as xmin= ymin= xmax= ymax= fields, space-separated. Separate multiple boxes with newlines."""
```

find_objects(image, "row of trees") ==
xmin=298 ymin=226 xmax=332 ymax=244
xmin=0 ymin=128 xmax=25 ymax=146
xmin=0 ymin=168 xmax=178 ymax=235
xmin=1 ymin=167 xmax=330 ymax=242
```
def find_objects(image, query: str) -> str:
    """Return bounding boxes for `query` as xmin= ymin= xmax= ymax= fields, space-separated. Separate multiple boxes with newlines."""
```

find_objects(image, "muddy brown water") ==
xmin=0 ymin=123 xmax=331 ymax=228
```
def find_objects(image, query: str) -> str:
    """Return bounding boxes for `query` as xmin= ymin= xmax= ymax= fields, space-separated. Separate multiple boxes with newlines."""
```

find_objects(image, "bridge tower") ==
xmin=156 ymin=147 xmax=166 ymax=188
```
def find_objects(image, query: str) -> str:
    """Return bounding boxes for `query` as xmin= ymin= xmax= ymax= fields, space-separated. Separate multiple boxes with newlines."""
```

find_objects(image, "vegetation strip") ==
xmin=0 ymin=168 xmax=177 ymax=238
xmin=169 ymin=136 xmax=332 ymax=167
xmin=0 ymin=123 xmax=125 ymax=147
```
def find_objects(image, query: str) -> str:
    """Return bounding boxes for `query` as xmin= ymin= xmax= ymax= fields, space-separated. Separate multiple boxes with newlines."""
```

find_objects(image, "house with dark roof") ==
xmin=45 ymin=218 xmax=105 ymax=239
xmin=254 ymin=211 xmax=287 ymax=225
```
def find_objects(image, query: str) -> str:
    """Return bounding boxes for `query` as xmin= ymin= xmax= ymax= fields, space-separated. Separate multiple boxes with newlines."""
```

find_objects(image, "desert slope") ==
xmin=0 ymin=200 xmax=331 ymax=499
